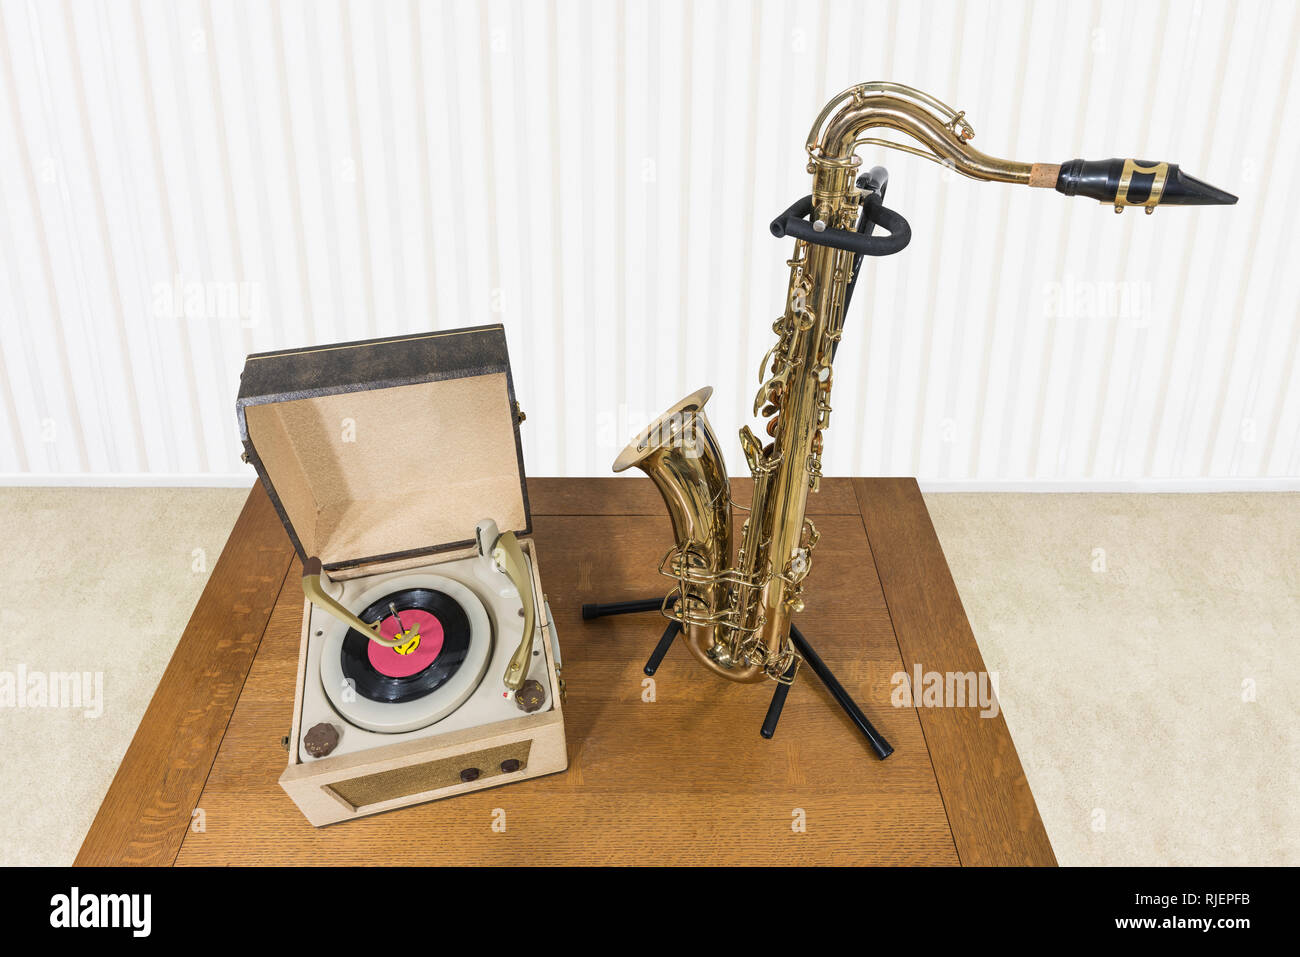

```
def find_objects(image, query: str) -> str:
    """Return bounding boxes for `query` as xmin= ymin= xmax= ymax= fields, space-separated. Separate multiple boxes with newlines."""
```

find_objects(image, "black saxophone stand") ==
xmin=581 ymin=598 xmax=893 ymax=759
xmin=582 ymin=168 xmax=908 ymax=762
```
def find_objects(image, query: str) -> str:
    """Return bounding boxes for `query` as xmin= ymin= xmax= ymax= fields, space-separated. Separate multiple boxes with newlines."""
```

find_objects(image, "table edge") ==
xmin=855 ymin=478 xmax=1057 ymax=866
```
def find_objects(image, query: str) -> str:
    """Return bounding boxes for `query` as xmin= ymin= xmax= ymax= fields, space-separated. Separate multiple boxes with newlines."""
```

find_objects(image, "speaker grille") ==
xmin=326 ymin=740 xmax=532 ymax=810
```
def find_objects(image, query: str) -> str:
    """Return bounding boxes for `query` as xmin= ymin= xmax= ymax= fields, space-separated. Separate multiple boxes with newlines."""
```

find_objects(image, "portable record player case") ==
xmin=236 ymin=324 xmax=566 ymax=826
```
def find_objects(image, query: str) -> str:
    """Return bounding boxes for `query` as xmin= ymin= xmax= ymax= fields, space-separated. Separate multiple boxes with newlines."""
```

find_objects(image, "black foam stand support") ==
xmin=581 ymin=597 xmax=893 ymax=759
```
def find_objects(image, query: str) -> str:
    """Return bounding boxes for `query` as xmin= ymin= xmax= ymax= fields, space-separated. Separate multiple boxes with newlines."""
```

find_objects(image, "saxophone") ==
xmin=613 ymin=81 xmax=1236 ymax=687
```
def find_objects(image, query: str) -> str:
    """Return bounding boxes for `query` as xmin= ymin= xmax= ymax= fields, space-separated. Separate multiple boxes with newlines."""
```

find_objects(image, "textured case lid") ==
xmin=235 ymin=325 xmax=530 ymax=570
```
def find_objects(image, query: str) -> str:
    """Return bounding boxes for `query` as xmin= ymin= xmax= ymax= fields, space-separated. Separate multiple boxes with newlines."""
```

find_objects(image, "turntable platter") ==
xmin=319 ymin=574 xmax=492 ymax=733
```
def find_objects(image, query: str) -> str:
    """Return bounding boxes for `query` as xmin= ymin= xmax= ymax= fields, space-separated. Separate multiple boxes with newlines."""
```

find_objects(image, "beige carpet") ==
xmin=0 ymin=487 xmax=1294 ymax=865
xmin=0 ymin=487 xmax=250 ymax=866
xmin=925 ymin=492 xmax=1299 ymax=866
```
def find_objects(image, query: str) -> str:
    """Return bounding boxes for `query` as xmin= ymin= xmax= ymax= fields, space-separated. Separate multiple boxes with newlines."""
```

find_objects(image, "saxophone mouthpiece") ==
xmin=1052 ymin=158 xmax=1238 ymax=212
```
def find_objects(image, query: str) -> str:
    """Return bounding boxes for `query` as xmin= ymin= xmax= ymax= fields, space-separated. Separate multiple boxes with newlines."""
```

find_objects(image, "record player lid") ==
xmin=235 ymin=324 xmax=530 ymax=571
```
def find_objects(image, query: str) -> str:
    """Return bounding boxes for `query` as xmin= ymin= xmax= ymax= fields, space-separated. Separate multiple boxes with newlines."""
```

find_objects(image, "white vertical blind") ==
xmin=0 ymin=0 xmax=1295 ymax=483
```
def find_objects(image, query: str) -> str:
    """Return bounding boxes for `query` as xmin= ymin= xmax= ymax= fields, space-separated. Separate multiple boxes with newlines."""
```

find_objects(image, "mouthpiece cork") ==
xmin=1028 ymin=163 xmax=1061 ymax=188
xmin=1054 ymin=158 xmax=1238 ymax=211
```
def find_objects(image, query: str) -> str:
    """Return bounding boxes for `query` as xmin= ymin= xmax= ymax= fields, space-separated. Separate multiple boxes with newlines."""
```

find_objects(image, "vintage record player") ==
xmin=236 ymin=324 xmax=566 ymax=826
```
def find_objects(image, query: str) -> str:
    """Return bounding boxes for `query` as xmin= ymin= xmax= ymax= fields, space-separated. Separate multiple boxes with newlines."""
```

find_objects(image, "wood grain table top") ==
xmin=76 ymin=477 xmax=1055 ymax=866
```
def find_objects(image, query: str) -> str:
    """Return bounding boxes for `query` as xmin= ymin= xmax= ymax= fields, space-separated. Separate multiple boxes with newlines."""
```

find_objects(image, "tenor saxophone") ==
xmin=614 ymin=81 xmax=1235 ymax=686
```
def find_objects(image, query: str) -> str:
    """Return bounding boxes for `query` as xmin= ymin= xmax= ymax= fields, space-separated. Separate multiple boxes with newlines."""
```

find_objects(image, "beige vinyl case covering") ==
xmin=243 ymin=375 xmax=525 ymax=566
xmin=236 ymin=326 xmax=529 ymax=570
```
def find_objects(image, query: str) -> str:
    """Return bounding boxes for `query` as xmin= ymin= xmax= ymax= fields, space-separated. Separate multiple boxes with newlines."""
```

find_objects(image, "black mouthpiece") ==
xmin=1055 ymin=158 xmax=1238 ymax=209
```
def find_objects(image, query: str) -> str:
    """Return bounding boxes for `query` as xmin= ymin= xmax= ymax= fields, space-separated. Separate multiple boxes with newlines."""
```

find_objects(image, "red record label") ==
xmin=367 ymin=609 xmax=445 ymax=678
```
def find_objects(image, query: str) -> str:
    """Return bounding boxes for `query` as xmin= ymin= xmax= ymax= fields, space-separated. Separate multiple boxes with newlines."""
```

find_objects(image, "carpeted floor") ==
xmin=0 ymin=487 xmax=1295 ymax=865
xmin=0 ymin=488 xmax=250 ymax=866
xmin=925 ymin=492 xmax=1299 ymax=867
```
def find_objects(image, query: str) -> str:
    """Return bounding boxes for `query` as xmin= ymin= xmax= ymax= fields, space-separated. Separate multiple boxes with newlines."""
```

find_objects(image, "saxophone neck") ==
xmin=805 ymin=81 xmax=1236 ymax=212
xmin=806 ymin=82 xmax=1032 ymax=194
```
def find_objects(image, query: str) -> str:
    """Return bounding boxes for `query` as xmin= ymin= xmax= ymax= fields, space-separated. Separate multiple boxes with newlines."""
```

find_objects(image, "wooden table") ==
xmin=76 ymin=478 xmax=1055 ymax=866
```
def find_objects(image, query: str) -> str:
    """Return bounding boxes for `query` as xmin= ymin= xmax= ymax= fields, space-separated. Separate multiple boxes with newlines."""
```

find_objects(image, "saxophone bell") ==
xmin=612 ymin=388 xmax=770 ymax=681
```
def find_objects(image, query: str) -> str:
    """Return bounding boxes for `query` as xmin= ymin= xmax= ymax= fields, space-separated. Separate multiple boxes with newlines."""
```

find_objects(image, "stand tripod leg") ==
xmin=582 ymin=598 xmax=892 ymax=758
xmin=644 ymin=620 xmax=681 ymax=676
xmin=582 ymin=597 xmax=666 ymax=620
xmin=580 ymin=595 xmax=679 ymax=676
xmin=789 ymin=624 xmax=893 ymax=760
xmin=760 ymin=660 xmax=799 ymax=739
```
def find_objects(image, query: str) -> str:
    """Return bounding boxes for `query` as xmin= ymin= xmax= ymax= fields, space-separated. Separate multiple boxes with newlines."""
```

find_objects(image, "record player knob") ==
xmin=514 ymin=679 xmax=547 ymax=713
xmin=303 ymin=722 xmax=340 ymax=758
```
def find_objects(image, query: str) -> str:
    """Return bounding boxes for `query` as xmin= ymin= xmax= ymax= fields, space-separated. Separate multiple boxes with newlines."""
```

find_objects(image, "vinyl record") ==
xmin=319 ymin=571 xmax=492 ymax=734
xmin=340 ymin=588 xmax=471 ymax=703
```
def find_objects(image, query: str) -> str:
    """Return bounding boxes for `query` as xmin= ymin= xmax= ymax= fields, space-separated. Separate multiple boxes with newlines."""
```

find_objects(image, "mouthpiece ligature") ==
xmin=1053 ymin=157 xmax=1239 ymax=213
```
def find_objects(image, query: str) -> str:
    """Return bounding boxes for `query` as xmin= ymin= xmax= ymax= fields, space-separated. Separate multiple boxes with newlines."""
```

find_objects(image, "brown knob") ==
xmin=500 ymin=758 xmax=521 ymax=773
xmin=460 ymin=767 xmax=481 ymax=783
xmin=514 ymin=678 xmax=547 ymax=713
xmin=303 ymin=722 xmax=339 ymax=758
